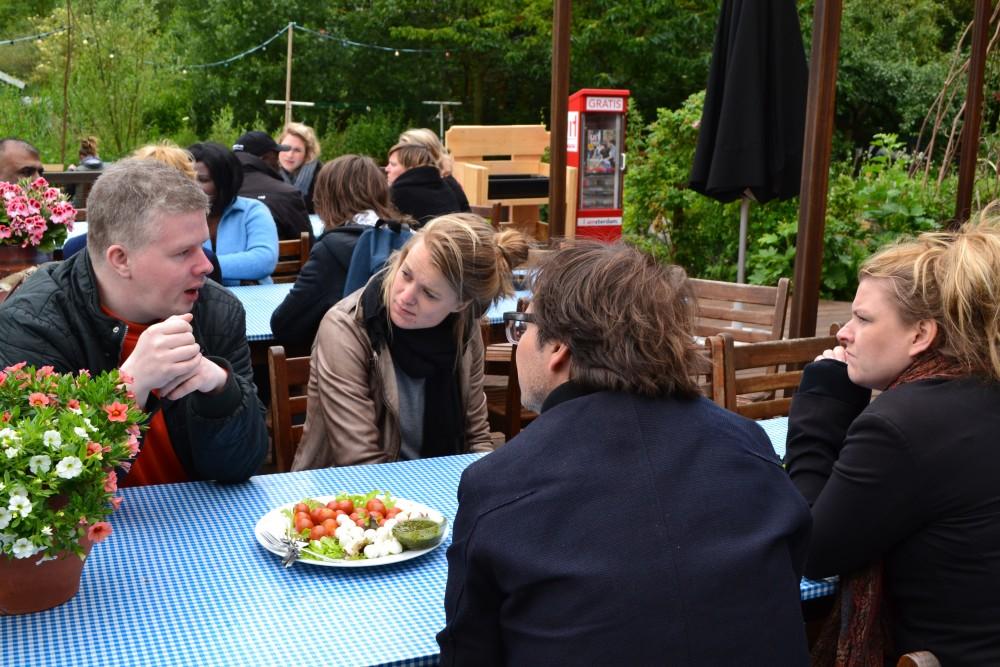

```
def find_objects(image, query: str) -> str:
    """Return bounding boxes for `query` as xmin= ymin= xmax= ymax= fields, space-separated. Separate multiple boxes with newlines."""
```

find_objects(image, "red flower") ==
xmin=87 ymin=441 xmax=104 ymax=457
xmin=67 ymin=398 xmax=80 ymax=410
xmin=28 ymin=392 xmax=50 ymax=407
xmin=103 ymin=401 xmax=129 ymax=422
xmin=118 ymin=371 xmax=135 ymax=385
xmin=37 ymin=365 xmax=54 ymax=377
xmin=104 ymin=471 xmax=118 ymax=493
xmin=110 ymin=496 xmax=123 ymax=510
xmin=87 ymin=522 xmax=113 ymax=543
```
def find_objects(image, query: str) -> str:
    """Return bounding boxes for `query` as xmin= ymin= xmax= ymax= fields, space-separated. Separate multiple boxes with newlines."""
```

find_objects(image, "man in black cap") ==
xmin=232 ymin=130 xmax=312 ymax=241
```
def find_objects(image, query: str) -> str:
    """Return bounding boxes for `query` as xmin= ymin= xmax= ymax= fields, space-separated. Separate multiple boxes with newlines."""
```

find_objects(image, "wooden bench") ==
xmin=446 ymin=125 xmax=578 ymax=239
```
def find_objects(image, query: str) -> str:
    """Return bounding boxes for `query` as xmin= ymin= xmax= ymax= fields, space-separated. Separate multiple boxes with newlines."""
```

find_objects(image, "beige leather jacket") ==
xmin=291 ymin=289 xmax=493 ymax=469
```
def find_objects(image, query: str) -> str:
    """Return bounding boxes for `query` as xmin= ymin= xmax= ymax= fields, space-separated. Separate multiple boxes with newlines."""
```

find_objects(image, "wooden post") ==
xmin=60 ymin=0 xmax=73 ymax=167
xmin=953 ymin=0 xmax=991 ymax=228
xmin=284 ymin=22 xmax=294 ymax=127
xmin=788 ymin=0 xmax=842 ymax=339
xmin=548 ymin=0 xmax=571 ymax=239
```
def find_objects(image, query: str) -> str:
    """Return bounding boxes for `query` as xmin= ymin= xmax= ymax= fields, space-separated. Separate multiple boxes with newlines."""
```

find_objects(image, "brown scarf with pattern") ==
xmin=810 ymin=350 xmax=965 ymax=667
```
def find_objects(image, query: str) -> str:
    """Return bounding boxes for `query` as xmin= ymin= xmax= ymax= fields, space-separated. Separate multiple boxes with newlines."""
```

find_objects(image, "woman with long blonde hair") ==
xmin=786 ymin=217 xmax=1000 ymax=664
xmin=292 ymin=213 xmax=528 ymax=469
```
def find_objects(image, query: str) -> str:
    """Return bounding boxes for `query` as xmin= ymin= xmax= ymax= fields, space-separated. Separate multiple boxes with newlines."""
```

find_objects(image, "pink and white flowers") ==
xmin=0 ymin=364 xmax=143 ymax=560
xmin=0 ymin=177 xmax=76 ymax=250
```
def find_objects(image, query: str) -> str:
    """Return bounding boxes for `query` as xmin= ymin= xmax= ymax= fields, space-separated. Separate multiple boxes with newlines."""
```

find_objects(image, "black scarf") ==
xmin=361 ymin=275 xmax=465 ymax=458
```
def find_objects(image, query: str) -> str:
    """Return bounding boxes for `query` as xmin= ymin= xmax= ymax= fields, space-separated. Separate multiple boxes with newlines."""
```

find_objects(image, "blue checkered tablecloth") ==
xmin=230 ymin=282 xmax=528 ymax=343
xmin=756 ymin=416 xmax=838 ymax=599
xmin=757 ymin=415 xmax=789 ymax=460
xmin=229 ymin=283 xmax=293 ymax=342
xmin=1 ymin=430 xmax=833 ymax=667
xmin=485 ymin=290 xmax=532 ymax=325
xmin=1 ymin=455 xmax=476 ymax=667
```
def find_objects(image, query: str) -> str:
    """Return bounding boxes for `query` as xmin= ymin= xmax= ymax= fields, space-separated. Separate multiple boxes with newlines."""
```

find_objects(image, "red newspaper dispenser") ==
xmin=567 ymin=88 xmax=630 ymax=241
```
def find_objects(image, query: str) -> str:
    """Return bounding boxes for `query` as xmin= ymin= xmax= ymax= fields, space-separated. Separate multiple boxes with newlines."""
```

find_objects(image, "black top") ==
xmin=270 ymin=224 xmax=367 ymax=348
xmin=390 ymin=166 xmax=465 ymax=226
xmin=438 ymin=390 xmax=811 ymax=665
xmin=0 ymin=252 xmax=268 ymax=483
xmin=235 ymin=151 xmax=313 ymax=241
xmin=786 ymin=359 xmax=1000 ymax=665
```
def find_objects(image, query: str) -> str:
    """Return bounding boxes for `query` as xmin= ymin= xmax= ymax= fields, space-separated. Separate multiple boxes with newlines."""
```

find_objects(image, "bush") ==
xmin=624 ymin=96 xmax=957 ymax=299
xmin=320 ymin=108 xmax=410 ymax=162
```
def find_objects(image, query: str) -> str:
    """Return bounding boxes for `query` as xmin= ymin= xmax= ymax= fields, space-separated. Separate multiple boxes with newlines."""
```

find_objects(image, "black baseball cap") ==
xmin=232 ymin=131 xmax=290 ymax=156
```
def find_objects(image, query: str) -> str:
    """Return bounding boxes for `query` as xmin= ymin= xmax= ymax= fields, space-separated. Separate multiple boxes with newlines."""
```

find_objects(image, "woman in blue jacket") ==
xmin=188 ymin=142 xmax=277 ymax=286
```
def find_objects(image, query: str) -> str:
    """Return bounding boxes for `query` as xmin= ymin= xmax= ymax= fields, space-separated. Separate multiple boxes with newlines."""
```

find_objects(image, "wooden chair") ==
xmin=708 ymin=328 xmax=839 ymax=419
xmin=271 ymin=232 xmax=311 ymax=284
xmin=897 ymin=652 xmax=940 ymax=667
xmin=689 ymin=276 xmax=790 ymax=343
xmin=480 ymin=324 xmax=537 ymax=440
xmin=266 ymin=345 xmax=311 ymax=472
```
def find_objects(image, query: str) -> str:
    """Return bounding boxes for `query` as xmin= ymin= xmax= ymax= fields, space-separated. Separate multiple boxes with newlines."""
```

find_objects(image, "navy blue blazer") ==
xmin=438 ymin=387 xmax=811 ymax=666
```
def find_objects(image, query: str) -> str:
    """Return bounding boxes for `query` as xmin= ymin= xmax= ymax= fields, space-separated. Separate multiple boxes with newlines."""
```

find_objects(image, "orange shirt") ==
xmin=106 ymin=313 xmax=189 ymax=487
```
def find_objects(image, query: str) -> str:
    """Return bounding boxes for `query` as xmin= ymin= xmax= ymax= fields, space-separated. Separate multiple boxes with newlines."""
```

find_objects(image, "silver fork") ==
xmin=260 ymin=530 xmax=305 ymax=567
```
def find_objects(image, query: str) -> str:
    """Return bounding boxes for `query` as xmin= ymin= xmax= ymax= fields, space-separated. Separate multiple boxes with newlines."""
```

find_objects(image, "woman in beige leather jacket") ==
xmin=292 ymin=214 xmax=529 ymax=469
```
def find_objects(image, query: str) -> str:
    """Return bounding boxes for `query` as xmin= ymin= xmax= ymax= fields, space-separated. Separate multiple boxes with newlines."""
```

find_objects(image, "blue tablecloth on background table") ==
xmin=229 ymin=283 xmax=293 ymax=342
xmin=1 ymin=420 xmax=834 ymax=666
xmin=230 ymin=283 xmax=529 ymax=343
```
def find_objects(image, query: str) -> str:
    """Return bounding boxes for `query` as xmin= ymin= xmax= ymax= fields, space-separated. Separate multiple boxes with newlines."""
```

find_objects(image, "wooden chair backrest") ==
xmin=708 ymin=328 xmax=838 ymax=419
xmin=690 ymin=276 xmax=790 ymax=343
xmin=267 ymin=345 xmax=311 ymax=472
xmin=271 ymin=232 xmax=311 ymax=284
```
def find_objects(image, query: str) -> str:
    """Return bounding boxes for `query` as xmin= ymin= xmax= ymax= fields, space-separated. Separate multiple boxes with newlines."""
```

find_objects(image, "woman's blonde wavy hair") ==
xmin=860 ymin=211 xmax=1000 ymax=380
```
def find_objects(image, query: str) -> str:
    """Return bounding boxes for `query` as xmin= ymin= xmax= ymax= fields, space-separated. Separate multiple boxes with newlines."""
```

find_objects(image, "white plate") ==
xmin=254 ymin=495 xmax=449 ymax=568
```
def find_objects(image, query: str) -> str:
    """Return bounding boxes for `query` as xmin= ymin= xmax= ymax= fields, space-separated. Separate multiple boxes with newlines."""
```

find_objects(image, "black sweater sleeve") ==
xmin=270 ymin=236 xmax=350 ymax=348
xmin=785 ymin=359 xmax=871 ymax=503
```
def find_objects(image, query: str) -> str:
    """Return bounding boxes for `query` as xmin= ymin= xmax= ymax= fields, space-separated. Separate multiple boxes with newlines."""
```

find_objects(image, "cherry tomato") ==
xmin=309 ymin=525 xmax=327 ymax=541
xmin=334 ymin=509 xmax=346 ymax=517
xmin=385 ymin=507 xmax=402 ymax=519
xmin=326 ymin=500 xmax=339 ymax=510
xmin=354 ymin=519 xmax=367 ymax=528
xmin=322 ymin=518 xmax=338 ymax=533
xmin=366 ymin=499 xmax=387 ymax=515
xmin=369 ymin=510 xmax=385 ymax=525
xmin=317 ymin=508 xmax=336 ymax=522
xmin=309 ymin=507 xmax=325 ymax=522
xmin=295 ymin=516 xmax=314 ymax=532
xmin=294 ymin=502 xmax=310 ymax=514
xmin=336 ymin=499 xmax=354 ymax=514
xmin=349 ymin=512 xmax=360 ymax=522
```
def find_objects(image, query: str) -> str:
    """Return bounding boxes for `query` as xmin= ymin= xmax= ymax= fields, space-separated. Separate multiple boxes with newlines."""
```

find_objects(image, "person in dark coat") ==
xmin=270 ymin=155 xmax=408 ymax=349
xmin=0 ymin=159 xmax=268 ymax=487
xmin=786 ymin=220 xmax=1000 ymax=665
xmin=232 ymin=130 xmax=313 ymax=241
xmin=385 ymin=143 xmax=463 ymax=226
xmin=437 ymin=241 xmax=812 ymax=666
xmin=396 ymin=128 xmax=470 ymax=212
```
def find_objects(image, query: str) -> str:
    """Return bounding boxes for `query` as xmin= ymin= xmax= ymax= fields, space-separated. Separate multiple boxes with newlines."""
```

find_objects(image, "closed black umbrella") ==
xmin=689 ymin=0 xmax=808 ymax=282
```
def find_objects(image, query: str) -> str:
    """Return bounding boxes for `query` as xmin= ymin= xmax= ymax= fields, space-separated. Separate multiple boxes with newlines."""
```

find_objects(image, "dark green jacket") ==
xmin=0 ymin=252 xmax=267 ymax=483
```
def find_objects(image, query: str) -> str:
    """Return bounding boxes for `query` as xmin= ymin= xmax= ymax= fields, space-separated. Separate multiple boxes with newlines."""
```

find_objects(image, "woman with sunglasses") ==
xmin=291 ymin=213 xmax=528 ymax=469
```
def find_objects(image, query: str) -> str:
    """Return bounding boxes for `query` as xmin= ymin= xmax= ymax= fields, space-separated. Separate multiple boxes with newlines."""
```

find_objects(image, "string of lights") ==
xmin=0 ymin=27 xmax=67 ymax=46
xmin=2 ymin=22 xmax=455 ymax=70
xmin=293 ymin=23 xmax=451 ymax=56
xmin=180 ymin=25 xmax=289 ymax=70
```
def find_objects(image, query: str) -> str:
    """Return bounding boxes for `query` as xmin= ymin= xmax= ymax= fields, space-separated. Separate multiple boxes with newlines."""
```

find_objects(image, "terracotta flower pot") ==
xmin=0 ymin=537 xmax=92 ymax=615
